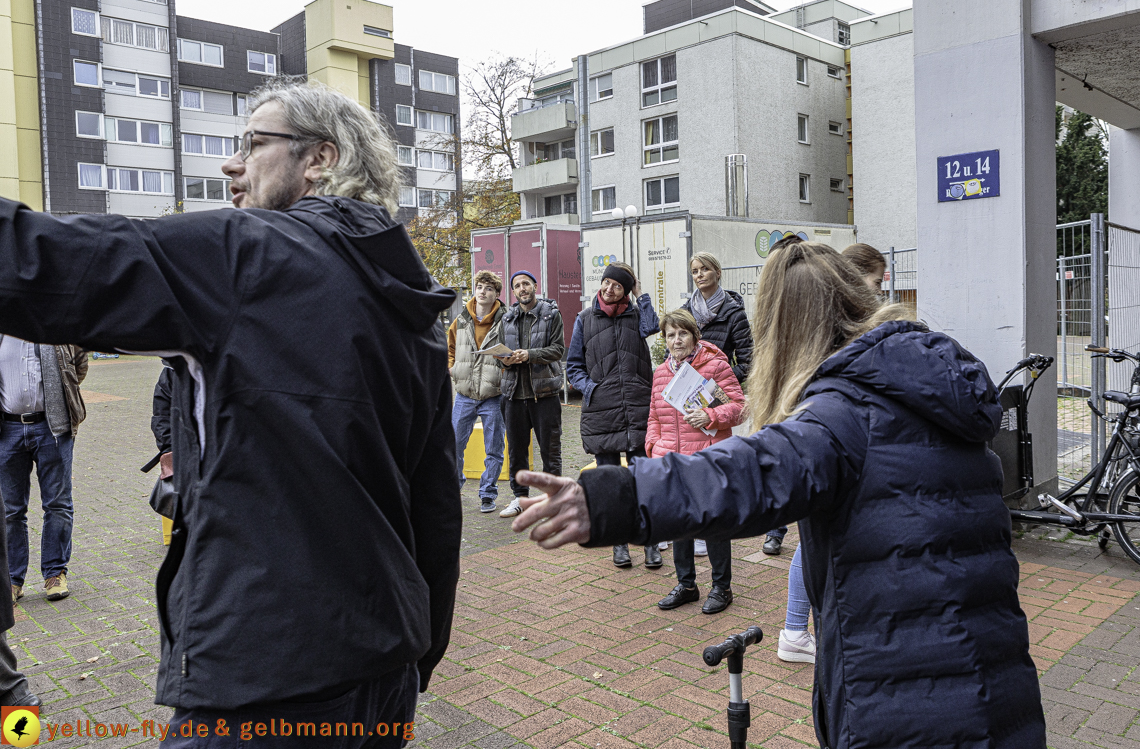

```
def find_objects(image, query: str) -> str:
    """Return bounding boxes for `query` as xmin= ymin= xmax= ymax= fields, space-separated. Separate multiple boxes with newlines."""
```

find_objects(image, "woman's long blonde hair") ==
xmin=749 ymin=240 xmax=911 ymax=428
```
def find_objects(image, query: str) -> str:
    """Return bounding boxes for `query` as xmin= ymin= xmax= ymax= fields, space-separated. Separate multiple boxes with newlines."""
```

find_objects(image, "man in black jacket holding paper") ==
xmin=0 ymin=79 xmax=460 ymax=744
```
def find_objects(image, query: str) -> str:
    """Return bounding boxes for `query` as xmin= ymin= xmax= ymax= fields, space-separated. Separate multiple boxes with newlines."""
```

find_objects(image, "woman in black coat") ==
xmin=512 ymin=241 xmax=1046 ymax=749
xmin=681 ymin=252 xmax=752 ymax=384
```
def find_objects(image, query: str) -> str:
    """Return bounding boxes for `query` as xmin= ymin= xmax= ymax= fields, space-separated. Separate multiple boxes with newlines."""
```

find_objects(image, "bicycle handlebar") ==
xmin=703 ymin=626 xmax=763 ymax=667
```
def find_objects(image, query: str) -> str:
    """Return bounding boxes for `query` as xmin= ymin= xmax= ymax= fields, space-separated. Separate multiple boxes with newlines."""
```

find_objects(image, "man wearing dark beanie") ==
xmin=566 ymin=262 xmax=661 ymax=569
xmin=496 ymin=270 xmax=566 ymax=519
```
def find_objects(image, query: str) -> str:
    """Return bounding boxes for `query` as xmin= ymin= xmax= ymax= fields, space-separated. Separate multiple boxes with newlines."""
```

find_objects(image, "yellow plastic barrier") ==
xmin=581 ymin=457 xmax=629 ymax=471
xmin=463 ymin=418 xmax=532 ymax=480
xmin=162 ymin=516 xmax=173 ymax=546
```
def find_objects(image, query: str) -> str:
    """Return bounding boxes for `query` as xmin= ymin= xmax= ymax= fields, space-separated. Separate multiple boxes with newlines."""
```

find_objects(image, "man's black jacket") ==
xmin=0 ymin=195 xmax=461 ymax=710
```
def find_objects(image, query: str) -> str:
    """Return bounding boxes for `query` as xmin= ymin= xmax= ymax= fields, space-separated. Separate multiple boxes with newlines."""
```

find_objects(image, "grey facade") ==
xmin=513 ymin=4 xmax=852 ymax=228
xmin=39 ymin=0 xmax=459 ymax=224
xmin=642 ymin=0 xmax=776 ymax=34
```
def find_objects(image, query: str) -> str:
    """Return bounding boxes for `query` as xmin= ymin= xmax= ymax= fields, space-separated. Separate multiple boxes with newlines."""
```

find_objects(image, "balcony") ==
xmin=513 ymin=158 xmax=578 ymax=194
xmin=511 ymin=100 xmax=577 ymax=143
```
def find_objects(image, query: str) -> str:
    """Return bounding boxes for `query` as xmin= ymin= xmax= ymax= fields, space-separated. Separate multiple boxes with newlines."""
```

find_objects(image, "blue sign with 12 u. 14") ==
xmin=937 ymin=149 xmax=1000 ymax=202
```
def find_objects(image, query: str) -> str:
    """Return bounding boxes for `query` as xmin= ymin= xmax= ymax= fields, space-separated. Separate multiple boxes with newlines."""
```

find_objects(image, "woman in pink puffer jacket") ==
xmin=647 ymin=310 xmax=745 ymax=614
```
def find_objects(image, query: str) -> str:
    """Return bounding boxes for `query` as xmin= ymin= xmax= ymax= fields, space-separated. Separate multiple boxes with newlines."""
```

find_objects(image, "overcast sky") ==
xmin=176 ymin=0 xmax=911 ymax=75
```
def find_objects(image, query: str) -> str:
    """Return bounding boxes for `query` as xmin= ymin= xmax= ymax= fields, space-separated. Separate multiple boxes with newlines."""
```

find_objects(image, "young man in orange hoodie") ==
xmin=448 ymin=271 xmax=508 ymax=512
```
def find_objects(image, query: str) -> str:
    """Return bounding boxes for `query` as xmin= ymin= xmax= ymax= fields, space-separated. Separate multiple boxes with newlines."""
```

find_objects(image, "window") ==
xmin=643 ymin=115 xmax=678 ymax=165
xmin=417 ymin=189 xmax=452 ymax=208
xmin=78 ymin=163 xmax=105 ymax=189
xmin=363 ymin=25 xmax=390 ymax=37
xmin=106 ymin=117 xmax=172 ymax=146
xmin=138 ymin=75 xmax=170 ymax=98
xmin=178 ymin=39 xmax=223 ymax=66
xmin=590 ymin=129 xmax=614 ymax=158
xmin=830 ymin=178 xmax=845 ymax=192
xmin=247 ymin=51 xmax=276 ymax=75
xmin=592 ymin=186 xmax=616 ymax=214
xmin=394 ymin=63 xmax=411 ymax=86
xmin=185 ymin=177 xmax=230 ymax=201
xmin=398 ymin=186 xmax=416 ymax=207
xmin=415 ymin=110 xmax=453 ymax=133
xmin=237 ymin=94 xmax=247 ymax=116
xmin=641 ymin=54 xmax=677 ymax=107
xmin=645 ymin=176 xmax=680 ymax=213
xmin=107 ymin=167 xmax=174 ymax=194
xmin=827 ymin=65 xmax=842 ymax=79
xmin=544 ymin=193 xmax=576 ymax=216
xmin=796 ymin=56 xmax=808 ymax=84
xmin=102 ymin=68 xmax=137 ymax=94
xmin=183 ymin=133 xmax=234 ymax=157
xmin=838 ymin=22 xmax=850 ymax=46
xmin=71 ymin=8 xmax=99 ymax=36
xmin=828 ymin=121 xmax=843 ymax=135
xmin=799 ymin=174 xmax=810 ymax=203
xmin=397 ymin=146 xmax=414 ymax=166
xmin=102 ymin=17 xmax=168 ymax=51
xmin=590 ymin=73 xmax=613 ymax=102
xmin=75 ymin=111 xmax=102 ymax=138
xmin=797 ymin=114 xmax=809 ymax=144
xmin=395 ymin=105 xmax=413 ymax=126
xmin=418 ymin=70 xmax=456 ymax=95
xmin=180 ymin=89 xmax=201 ymax=109
xmin=416 ymin=150 xmax=454 ymax=172
xmin=542 ymin=139 xmax=575 ymax=161
xmin=74 ymin=60 xmax=100 ymax=87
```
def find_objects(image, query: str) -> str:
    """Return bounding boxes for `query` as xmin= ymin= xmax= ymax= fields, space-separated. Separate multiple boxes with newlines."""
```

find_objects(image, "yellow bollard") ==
xmin=162 ymin=516 xmax=173 ymax=546
xmin=463 ymin=418 xmax=532 ymax=480
xmin=581 ymin=457 xmax=628 ymax=471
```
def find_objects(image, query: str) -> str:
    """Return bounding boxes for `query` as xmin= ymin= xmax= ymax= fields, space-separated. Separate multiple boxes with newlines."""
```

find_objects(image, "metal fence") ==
xmin=882 ymin=247 xmax=917 ymax=309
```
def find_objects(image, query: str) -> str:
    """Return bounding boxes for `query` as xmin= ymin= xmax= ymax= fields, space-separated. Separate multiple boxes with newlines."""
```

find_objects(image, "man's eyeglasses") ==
xmin=237 ymin=131 xmax=303 ymax=161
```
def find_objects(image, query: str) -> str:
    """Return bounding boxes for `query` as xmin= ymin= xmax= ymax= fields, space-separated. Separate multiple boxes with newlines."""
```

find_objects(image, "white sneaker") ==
xmin=658 ymin=541 xmax=671 ymax=550
xmin=694 ymin=539 xmax=708 ymax=556
xmin=778 ymin=629 xmax=816 ymax=664
xmin=499 ymin=498 xmax=523 ymax=518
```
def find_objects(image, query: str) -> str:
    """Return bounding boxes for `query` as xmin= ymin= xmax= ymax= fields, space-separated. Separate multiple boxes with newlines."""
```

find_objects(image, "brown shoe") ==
xmin=11 ymin=585 xmax=22 ymax=603
xmin=44 ymin=573 xmax=69 ymax=601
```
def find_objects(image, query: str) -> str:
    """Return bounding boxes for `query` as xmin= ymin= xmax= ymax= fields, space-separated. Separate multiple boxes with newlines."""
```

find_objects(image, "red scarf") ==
xmin=597 ymin=291 xmax=629 ymax=318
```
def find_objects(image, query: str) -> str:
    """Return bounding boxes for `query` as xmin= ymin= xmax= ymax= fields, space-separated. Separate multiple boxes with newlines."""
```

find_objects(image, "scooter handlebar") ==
xmin=703 ymin=626 xmax=764 ymax=667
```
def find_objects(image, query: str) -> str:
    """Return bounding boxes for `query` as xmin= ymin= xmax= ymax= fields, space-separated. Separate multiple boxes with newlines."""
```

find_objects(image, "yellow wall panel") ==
xmin=0 ymin=123 xmax=18 ymax=181
xmin=357 ymin=56 xmax=370 ymax=107
xmin=16 ymin=126 xmax=39 ymax=179
xmin=13 ymin=75 xmax=37 ymax=129
xmin=0 ymin=70 xmax=16 ymax=127
xmin=11 ymin=20 xmax=35 ymax=77
xmin=0 ymin=17 xmax=14 ymax=72
xmin=305 ymin=0 xmax=393 ymax=60
xmin=0 ymin=176 xmax=19 ymax=201
xmin=10 ymin=0 xmax=34 ymax=27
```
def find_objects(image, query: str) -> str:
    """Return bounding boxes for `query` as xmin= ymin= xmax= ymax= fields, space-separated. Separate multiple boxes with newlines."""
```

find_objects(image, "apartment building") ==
xmin=2 ymin=0 xmax=458 ymax=222
xmin=510 ymin=0 xmax=867 ymax=227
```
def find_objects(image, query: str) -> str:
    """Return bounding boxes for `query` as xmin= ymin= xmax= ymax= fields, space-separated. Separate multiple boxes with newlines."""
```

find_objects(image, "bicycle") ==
xmin=999 ymin=347 xmax=1140 ymax=564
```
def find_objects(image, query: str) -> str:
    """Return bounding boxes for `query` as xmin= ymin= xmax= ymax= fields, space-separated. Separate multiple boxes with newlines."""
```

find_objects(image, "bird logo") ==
xmin=1 ymin=707 xmax=40 ymax=746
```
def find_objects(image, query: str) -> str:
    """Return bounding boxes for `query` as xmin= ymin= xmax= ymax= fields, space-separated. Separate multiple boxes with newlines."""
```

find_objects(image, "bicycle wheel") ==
xmin=1109 ymin=471 xmax=1140 ymax=565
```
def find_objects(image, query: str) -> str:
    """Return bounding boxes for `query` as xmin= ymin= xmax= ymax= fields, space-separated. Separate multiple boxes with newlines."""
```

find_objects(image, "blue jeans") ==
xmin=452 ymin=394 xmax=504 ymax=499
xmin=0 ymin=420 xmax=74 ymax=586
xmin=785 ymin=544 xmax=812 ymax=631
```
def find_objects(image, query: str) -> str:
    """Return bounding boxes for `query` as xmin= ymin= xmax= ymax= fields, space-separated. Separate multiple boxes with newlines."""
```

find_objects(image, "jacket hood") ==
xmin=286 ymin=196 xmax=455 ymax=332
xmin=464 ymin=296 xmax=502 ymax=320
xmin=690 ymin=340 xmax=729 ymax=369
xmin=809 ymin=320 xmax=1001 ymax=442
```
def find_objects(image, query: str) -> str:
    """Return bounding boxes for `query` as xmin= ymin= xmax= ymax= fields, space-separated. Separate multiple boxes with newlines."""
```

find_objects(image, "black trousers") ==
xmin=673 ymin=538 xmax=732 ymax=588
xmin=594 ymin=447 xmax=647 ymax=468
xmin=503 ymin=395 xmax=562 ymax=497
xmin=162 ymin=664 xmax=418 ymax=748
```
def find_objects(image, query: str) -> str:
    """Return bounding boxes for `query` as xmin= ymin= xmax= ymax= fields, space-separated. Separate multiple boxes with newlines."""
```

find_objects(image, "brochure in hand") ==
xmin=474 ymin=343 xmax=514 ymax=358
xmin=661 ymin=361 xmax=729 ymax=436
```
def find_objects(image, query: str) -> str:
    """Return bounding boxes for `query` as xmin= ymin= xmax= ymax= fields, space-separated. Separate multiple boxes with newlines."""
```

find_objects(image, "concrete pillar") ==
xmin=1110 ymin=127 xmax=1140 ymax=231
xmin=913 ymin=0 xmax=1058 ymax=491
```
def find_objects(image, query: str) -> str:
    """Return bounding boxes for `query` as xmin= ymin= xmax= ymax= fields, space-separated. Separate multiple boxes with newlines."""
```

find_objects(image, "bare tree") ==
xmin=463 ymin=53 xmax=550 ymax=178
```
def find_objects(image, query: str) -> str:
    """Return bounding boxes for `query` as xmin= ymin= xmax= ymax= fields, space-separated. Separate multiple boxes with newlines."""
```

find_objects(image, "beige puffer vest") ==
xmin=451 ymin=306 xmax=505 ymax=400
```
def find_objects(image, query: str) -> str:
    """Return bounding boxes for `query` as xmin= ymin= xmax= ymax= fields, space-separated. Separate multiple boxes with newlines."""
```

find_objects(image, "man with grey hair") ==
xmin=0 ymin=79 xmax=460 ymax=745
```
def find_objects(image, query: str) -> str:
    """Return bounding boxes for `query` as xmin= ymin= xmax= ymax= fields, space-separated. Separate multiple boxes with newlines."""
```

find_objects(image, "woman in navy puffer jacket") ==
xmin=511 ymin=241 xmax=1046 ymax=749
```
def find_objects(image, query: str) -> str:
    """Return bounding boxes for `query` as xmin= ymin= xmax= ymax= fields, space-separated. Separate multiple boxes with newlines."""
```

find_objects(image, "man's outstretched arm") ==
xmin=0 ymin=198 xmax=244 ymax=355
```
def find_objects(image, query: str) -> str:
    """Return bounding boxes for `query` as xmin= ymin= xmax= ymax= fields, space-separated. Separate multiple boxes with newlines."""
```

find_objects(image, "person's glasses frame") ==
xmin=237 ymin=130 xmax=303 ymax=161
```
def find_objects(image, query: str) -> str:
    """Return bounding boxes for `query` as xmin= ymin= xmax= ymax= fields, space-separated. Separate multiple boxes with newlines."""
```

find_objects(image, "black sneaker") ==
xmin=763 ymin=536 xmax=782 ymax=555
xmin=480 ymin=498 xmax=497 ymax=513
xmin=657 ymin=584 xmax=700 ymax=610
xmin=613 ymin=545 xmax=632 ymax=567
xmin=702 ymin=586 xmax=734 ymax=614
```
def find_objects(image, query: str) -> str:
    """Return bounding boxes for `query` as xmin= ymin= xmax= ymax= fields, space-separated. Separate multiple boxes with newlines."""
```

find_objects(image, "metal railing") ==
xmin=517 ymin=94 xmax=574 ymax=113
xmin=1056 ymin=219 xmax=1096 ymax=481
xmin=881 ymin=247 xmax=917 ymax=308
